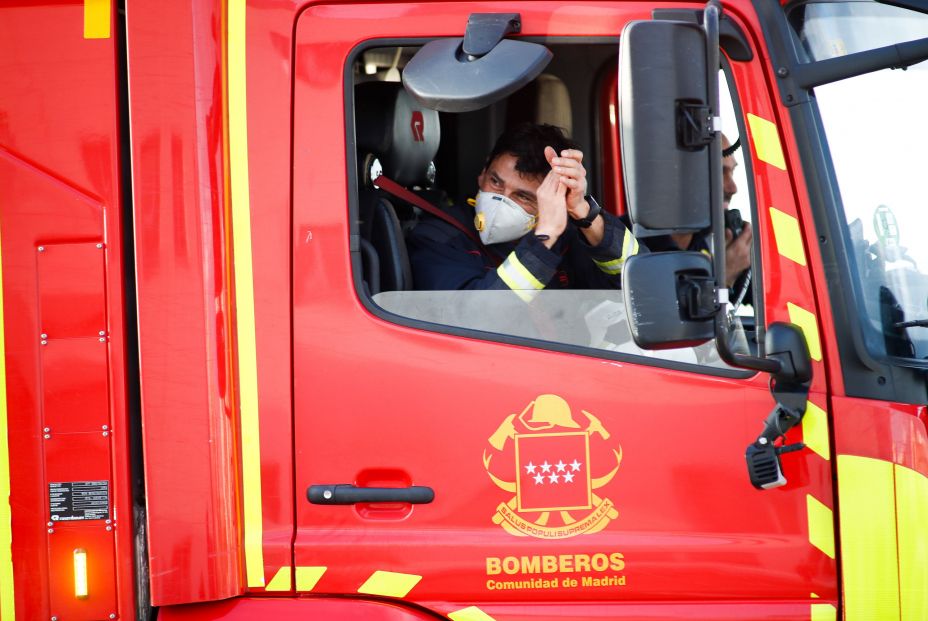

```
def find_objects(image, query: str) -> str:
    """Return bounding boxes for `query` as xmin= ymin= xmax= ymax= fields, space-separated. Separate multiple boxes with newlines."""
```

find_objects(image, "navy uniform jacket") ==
xmin=407 ymin=201 xmax=642 ymax=300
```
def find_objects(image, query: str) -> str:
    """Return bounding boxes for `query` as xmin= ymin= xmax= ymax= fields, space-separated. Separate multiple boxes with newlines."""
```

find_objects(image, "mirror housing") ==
xmin=618 ymin=20 xmax=712 ymax=236
xmin=765 ymin=322 xmax=813 ymax=385
xmin=622 ymin=252 xmax=716 ymax=349
xmin=402 ymin=13 xmax=551 ymax=113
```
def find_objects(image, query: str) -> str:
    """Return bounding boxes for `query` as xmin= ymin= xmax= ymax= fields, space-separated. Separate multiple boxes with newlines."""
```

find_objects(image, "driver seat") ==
xmin=355 ymin=81 xmax=441 ymax=294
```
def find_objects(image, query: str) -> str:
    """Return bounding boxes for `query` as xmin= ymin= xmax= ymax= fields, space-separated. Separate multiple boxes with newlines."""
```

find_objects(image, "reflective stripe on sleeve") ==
xmin=594 ymin=231 xmax=639 ymax=276
xmin=497 ymin=252 xmax=545 ymax=303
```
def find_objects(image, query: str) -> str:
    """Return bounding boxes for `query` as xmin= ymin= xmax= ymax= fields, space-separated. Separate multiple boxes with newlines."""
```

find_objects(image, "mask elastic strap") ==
xmin=374 ymin=174 xmax=503 ymax=265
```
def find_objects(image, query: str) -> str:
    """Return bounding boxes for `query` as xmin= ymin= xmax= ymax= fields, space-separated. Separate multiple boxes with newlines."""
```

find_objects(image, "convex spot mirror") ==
xmin=622 ymin=251 xmax=716 ymax=349
xmin=619 ymin=19 xmax=712 ymax=236
xmin=403 ymin=13 xmax=552 ymax=113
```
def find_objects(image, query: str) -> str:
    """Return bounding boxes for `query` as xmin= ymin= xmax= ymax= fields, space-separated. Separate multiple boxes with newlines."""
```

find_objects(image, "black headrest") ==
xmin=356 ymin=82 xmax=440 ymax=187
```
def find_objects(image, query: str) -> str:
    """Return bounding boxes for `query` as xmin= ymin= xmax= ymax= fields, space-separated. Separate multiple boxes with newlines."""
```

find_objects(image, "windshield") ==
xmin=791 ymin=1 xmax=928 ymax=361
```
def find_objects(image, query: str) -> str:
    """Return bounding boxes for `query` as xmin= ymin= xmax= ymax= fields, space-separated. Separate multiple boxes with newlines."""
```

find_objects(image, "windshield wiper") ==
xmin=894 ymin=319 xmax=928 ymax=329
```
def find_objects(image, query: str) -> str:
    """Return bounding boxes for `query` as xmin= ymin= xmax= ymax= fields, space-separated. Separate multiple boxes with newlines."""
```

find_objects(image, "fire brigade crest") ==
xmin=483 ymin=394 xmax=622 ymax=539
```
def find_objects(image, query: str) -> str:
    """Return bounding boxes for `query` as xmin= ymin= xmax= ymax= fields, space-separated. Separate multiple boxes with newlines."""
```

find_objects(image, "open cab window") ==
xmin=348 ymin=36 xmax=761 ymax=374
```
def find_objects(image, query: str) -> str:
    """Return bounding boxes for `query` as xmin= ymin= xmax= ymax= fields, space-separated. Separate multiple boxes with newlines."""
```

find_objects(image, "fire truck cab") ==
xmin=1 ymin=1 xmax=927 ymax=620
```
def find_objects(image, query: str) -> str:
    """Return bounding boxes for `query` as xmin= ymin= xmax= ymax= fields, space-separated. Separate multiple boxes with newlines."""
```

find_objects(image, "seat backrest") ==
xmin=355 ymin=81 xmax=441 ymax=292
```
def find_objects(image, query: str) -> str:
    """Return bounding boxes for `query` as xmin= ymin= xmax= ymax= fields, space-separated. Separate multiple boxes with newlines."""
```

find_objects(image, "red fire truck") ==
xmin=2 ymin=0 xmax=927 ymax=619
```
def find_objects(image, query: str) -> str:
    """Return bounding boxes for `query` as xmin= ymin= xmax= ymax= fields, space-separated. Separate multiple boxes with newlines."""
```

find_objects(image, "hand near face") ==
xmin=533 ymin=167 xmax=569 ymax=248
xmin=545 ymin=146 xmax=590 ymax=218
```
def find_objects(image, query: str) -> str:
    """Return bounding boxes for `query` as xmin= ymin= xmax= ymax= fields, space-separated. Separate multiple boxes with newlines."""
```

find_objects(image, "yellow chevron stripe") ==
xmin=801 ymin=400 xmax=830 ymax=461
xmin=448 ymin=606 xmax=497 ymax=621
xmin=769 ymin=207 xmax=807 ymax=266
xmin=0 ymin=220 xmax=15 ymax=619
xmin=229 ymin=0 xmax=265 ymax=588
xmin=296 ymin=566 xmax=327 ymax=591
xmin=83 ymin=0 xmax=111 ymax=39
xmin=357 ymin=570 xmax=422 ymax=597
xmin=787 ymin=302 xmax=822 ymax=361
xmin=811 ymin=602 xmax=837 ymax=621
xmin=806 ymin=494 xmax=835 ymax=559
xmin=838 ymin=455 xmax=900 ymax=620
xmin=895 ymin=463 xmax=928 ymax=620
xmin=265 ymin=566 xmax=290 ymax=591
xmin=747 ymin=113 xmax=786 ymax=170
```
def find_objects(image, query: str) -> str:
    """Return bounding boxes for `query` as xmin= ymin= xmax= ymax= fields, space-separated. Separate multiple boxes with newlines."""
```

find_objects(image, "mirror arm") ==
xmin=705 ymin=0 xmax=781 ymax=376
xmin=714 ymin=314 xmax=783 ymax=373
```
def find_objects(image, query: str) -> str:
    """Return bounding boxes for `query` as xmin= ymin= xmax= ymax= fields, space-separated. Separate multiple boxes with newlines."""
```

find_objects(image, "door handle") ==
xmin=307 ymin=484 xmax=434 ymax=505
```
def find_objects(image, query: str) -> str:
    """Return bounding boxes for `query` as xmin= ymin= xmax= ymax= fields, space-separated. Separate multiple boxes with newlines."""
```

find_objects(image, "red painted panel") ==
xmin=127 ymin=0 xmax=242 ymax=604
xmin=44 ymin=432 xmax=112 ymax=507
xmin=159 ymin=597 xmax=445 ymax=621
xmin=47 ymin=525 xmax=117 ymax=621
xmin=288 ymin=2 xmax=836 ymax=616
xmin=832 ymin=396 xmax=928 ymax=476
xmin=41 ymin=338 xmax=110 ymax=435
xmin=37 ymin=242 xmax=107 ymax=339
xmin=0 ymin=1 xmax=133 ymax=619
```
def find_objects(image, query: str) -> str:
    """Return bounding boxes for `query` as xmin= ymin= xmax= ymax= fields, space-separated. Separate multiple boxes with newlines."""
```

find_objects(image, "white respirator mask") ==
xmin=473 ymin=191 xmax=537 ymax=245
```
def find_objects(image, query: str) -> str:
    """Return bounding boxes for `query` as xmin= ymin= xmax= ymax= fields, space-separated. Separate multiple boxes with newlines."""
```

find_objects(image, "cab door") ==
xmin=290 ymin=3 xmax=836 ymax=619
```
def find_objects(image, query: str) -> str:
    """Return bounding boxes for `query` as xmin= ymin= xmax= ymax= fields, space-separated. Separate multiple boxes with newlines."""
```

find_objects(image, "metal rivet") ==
xmin=99 ymin=330 xmax=106 ymax=336
xmin=40 ymin=333 xmax=48 ymax=339
xmin=96 ymin=243 xmax=104 ymax=249
xmin=38 ymin=246 xmax=45 ymax=252
xmin=99 ymin=337 xmax=106 ymax=342
xmin=777 ymin=66 xmax=789 ymax=77
xmin=102 ymin=425 xmax=108 ymax=431
xmin=103 ymin=431 xmax=109 ymax=437
xmin=105 ymin=519 xmax=112 ymax=525
xmin=44 ymin=434 xmax=51 ymax=440
xmin=106 ymin=525 xmax=113 ymax=532
xmin=110 ymin=614 xmax=117 ymax=620
xmin=47 ymin=528 xmax=54 ymax=534
xmin=47 ymin=521 xmax=53 ymax=527
xmin=43 ymin=427 xmax=50 ymax=433
xmin=759 ymin=437 xmax=768 ymax=445
xmin=41 ymin=340 xmax=48 ymax=346
xmin=51 ymin=617 xmax=58 ymax=621
xmin=323 ymin=490 xmax=333 ymax=499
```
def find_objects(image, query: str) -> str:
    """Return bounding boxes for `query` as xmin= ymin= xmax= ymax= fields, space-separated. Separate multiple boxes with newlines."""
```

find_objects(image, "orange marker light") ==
xmin=73 ymin=549 xmax=88 ymax=599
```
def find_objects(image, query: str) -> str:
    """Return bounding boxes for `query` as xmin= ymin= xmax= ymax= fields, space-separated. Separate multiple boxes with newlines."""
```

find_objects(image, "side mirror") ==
xmin=622 ymin=252 xmax=716 ymax=349
xmin=619 ymin=19 xmax=712 ymax=236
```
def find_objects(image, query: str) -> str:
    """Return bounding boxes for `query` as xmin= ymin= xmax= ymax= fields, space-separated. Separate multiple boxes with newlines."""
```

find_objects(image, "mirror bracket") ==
xmin=677 ymin=101 xmax=715 ymax=150
xmin=463 ymin=13 xmax=521 ymax=58
xmin=679 ymin=274 xmax=719 ymax=321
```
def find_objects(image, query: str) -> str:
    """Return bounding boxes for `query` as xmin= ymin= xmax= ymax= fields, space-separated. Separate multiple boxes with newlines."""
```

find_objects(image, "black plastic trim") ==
xmin=341 ymin=35 xmax=753 ymax=381
xmin=116 ymin=2 xmax=152 ymax=619
xmin=308 ymin=484 xmax=435 ymax=505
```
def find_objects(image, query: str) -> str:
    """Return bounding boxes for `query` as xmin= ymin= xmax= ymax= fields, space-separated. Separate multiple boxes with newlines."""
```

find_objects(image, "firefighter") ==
xmin=407 ymin=123 xmax=642 ymax=297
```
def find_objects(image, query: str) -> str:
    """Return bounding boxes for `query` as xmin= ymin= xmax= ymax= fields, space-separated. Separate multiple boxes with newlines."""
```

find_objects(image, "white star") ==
xmin=525 ymin=461 xmax=536 ymax=474
xmin=570 ymin=459 xmax=582 ymax=472
xmin=540 ymin=461 xmax=552 ymax=473
xmin=555 ymin=460 xmax=567 ymax=472
xmin=534 ymin=473 xmax=545 ymax=485
xmin=548 ymin=473 xmax=559 ymax=484
xmin=563 ymin=472 xmax=575 ymax=483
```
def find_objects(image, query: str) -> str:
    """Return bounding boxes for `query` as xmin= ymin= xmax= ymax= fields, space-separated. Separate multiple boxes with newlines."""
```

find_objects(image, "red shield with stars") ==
xmin=515 ymin=432 xmax=592 ymax=512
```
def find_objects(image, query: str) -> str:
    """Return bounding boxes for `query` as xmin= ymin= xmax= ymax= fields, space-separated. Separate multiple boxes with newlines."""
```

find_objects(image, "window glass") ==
xmin=352 ymin=42 xmax=758 ymax=372
xmin=793 ymin=2 xmax=928 ymax=359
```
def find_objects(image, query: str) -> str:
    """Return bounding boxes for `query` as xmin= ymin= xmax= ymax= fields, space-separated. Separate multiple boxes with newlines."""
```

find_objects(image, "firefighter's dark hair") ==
xmin=485 ymin=123 xmax=581 ymax=178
